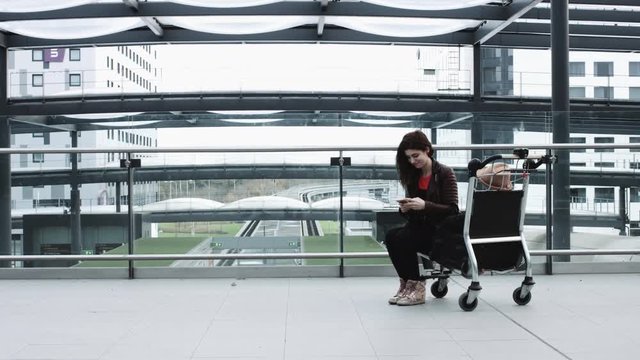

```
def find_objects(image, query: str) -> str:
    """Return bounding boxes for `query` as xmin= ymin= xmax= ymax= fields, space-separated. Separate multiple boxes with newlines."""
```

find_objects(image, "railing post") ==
xmin=0 ymin=47 xmax=10 ymax=268
xmin=121 ymin=153 xmax=141 ymax=279
xmin=545 ymin=149 xmax=553 ymax=275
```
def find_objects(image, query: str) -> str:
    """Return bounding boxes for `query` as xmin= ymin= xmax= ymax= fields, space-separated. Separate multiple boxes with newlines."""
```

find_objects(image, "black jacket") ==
xmin=403 ymin=159 xmax=459 ymax=227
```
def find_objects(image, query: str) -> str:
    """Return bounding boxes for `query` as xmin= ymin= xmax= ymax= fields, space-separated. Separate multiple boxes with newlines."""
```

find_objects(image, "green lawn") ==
xmin=75 ymin=225 xmax=389 ymax=267
xmin=158 ymin=222 xmax=244 ymax=237
xmin=75 ymin=236 xmax=206 ymax=267
xmin=302 ymin=235 xmax=390 ymax=265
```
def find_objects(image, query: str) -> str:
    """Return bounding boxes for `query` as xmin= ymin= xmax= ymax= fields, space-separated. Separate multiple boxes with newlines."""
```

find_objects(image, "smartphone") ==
xmin=396 ymin=198 xmax=409 ymax=204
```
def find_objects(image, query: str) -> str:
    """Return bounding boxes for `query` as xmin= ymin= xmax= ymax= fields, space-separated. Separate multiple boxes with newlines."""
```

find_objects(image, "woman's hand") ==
xmin=399 ymin=197 xmax=426 ymax=212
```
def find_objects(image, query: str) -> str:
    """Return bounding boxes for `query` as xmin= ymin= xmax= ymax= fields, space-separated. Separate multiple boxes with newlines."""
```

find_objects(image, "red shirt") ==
xmin=418 ymin=174 xmax=432 ymax=190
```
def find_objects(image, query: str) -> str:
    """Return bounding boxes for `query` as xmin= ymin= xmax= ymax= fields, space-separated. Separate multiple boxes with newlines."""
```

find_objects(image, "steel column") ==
xmin=0 ymin=47 xmax=11 ymax=267
xmin=473 ymin=43 xmax=482 ymax=101
xmin=551 ymin=0 xmax=571 ymax=261
xmin=69 ymin=131 xmax=82 ymax=255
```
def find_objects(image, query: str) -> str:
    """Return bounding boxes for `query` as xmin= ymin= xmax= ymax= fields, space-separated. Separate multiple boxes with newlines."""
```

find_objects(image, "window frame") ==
xmin=594 ymin=61 xmax=614 ymax=77
xmin=69 ymin=48 xmax=81 ymax=61
xmin=32 ymin=153 xmax=44 ymax=163
xmin=630 ymin=62 xmax=640 ymax=77
xmin=69 ymin=73 xmax=81 ymax=87
xmin=569 ymin=62 xmax=585 ymax=77
xmin=32 ymin=74 xmax=44 ymax=87
xmin=32 ymin=49 xmax=44 ymax=62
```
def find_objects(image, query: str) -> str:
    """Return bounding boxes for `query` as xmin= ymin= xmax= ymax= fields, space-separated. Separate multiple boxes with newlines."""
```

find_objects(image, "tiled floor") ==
xmin=1 ymin=274 xmax=638 ymax=360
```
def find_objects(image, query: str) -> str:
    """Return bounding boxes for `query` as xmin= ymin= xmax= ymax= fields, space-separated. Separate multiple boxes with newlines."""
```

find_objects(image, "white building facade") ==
xmin=8 ymin=46 xmax=160 ymax=210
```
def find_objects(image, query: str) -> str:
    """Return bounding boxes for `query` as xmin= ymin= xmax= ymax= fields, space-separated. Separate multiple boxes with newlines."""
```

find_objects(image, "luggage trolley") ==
xmin=457 ymin=148 xmax=552 ymax=311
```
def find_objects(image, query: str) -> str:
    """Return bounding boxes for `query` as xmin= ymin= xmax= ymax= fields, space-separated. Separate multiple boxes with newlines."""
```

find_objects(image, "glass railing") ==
xmin=1 ymin=111 xmax=640 ymax=276
xmin=12 ymin=65 xmax=640 ymax=102
xmin=8 ymin=43 xmax=640 ymax=103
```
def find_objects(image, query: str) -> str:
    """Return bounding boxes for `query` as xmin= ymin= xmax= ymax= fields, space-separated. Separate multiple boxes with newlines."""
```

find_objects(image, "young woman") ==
xmin=386 ymin=130 xmax=459 ymax=306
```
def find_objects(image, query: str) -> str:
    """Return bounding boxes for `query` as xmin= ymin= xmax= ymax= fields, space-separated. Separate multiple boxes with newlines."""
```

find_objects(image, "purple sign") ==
xmin=44 ymin=48 xmax=65 ymax=62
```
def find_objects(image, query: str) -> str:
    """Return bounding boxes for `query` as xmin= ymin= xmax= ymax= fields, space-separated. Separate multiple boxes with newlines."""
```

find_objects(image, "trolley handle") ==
xmin=467 ymin=149 xmax=556 ymax=177
xmin=467 ymin=155 xmax=502 ymax=178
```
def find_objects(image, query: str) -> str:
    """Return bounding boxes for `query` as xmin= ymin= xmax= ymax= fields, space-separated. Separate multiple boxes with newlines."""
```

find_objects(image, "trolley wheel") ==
xmin=512 ymin=287 xmax=532 ymax=305
xmin=458 ymin=292 xmax=478 ymax=312
xmin=430 ymin=280 xmax=448 ymax=298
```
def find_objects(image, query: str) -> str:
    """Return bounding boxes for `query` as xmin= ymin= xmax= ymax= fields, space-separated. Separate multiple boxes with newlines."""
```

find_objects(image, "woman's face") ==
xmin=404 ymin=149 xmax=430 ymax=170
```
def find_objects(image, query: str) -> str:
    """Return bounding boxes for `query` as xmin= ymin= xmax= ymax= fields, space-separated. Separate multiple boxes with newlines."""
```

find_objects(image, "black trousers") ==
xmin=385 ymin=223 xmax=435 ymax=281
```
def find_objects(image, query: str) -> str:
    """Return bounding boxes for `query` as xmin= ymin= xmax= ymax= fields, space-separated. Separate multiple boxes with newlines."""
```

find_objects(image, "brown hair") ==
xmin=395 ymin=130 xmax=433 ymax=189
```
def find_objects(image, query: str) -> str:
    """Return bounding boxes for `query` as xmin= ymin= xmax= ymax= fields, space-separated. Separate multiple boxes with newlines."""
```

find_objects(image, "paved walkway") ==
xmin=1 ymin=274 xmax=638 ymax=360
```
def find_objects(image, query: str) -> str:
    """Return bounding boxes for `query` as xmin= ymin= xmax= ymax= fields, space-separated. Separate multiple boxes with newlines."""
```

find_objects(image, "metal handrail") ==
xmin=1 ymin=249 xmax=639 ymax=262
xmin=1 ymin=143 xmax=640 ymax=154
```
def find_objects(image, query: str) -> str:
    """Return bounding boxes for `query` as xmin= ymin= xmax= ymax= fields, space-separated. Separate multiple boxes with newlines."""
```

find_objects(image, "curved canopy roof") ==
xmin=310 ymin=196 xmax=386 ymax=210
xmin=222 ymin=195 xmax=309 ymax=210
xmin=1 ymin=0 xmax=638 ymax=52
xmin=137 ymin=197 xmax=225 ymax=212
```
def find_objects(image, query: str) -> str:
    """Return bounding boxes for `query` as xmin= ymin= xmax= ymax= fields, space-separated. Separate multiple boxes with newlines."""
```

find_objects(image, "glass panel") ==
xmin=69 ymin=73 xmax=81 ymax=86
xmin=8 ymin=110 xmax=640 ymax=272
xmin=31 ymin=49 xmax=43 ymax=62
xmin=594 ymin=136 xmax=614 ymax=152
xmin=569 ymin=137 xmax=586 ymax=153
xmin=629 ymin=62 xmax=640 ymax=77
xmin=594 ymin=86 xmax=613 ymax=99
xmin=69 ymin=48 xmax=81 ymax=61
xmin=569 ymin=86 xmax=585 ymax=98
xmin=31 ymin=74 xmax=43 ymax=87
xmin=570 ymin=188 xmax=586 ymax=204
xmin=630 ymin=136 xmax=640 ymax=152
xmin=594 ymin=62 xmax=613 ymax=77
xmin=569 ymin=62 xmax=585 ymax=76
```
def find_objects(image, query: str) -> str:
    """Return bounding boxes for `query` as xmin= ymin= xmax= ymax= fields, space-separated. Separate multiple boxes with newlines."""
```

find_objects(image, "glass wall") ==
xmin=2 ymin=110 xmax=640 ymax=274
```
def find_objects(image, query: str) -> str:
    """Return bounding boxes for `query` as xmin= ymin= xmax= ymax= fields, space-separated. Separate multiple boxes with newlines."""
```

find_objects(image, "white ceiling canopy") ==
xmin=160 ymin=16 xmax=480 ymax=37
xmin=0 ymin=0 xmax=94 ymax=12
xmin=361 ymin=0 xmax=493 ymax=11
xmin=159 ymin=16 xmax=316 ymax=35
xmin=0 ymin=18 xmax=144 ymax=39
xmin=345 ymin=119 xmax=412 ymax=125
xmin=208 ymin=110 xmax=285 ymax=115
xmin=330 ymin=17 xmax=481 ymax=38
xmin=219 ymin=119 xmax=284 ymax=124
xmin=64 ymin=112 xmax=143 ymax=120
xmin=166 ymin=0 xmax=282 ymax=7
xmin=350 ymin=111 xmax=425 ymax=117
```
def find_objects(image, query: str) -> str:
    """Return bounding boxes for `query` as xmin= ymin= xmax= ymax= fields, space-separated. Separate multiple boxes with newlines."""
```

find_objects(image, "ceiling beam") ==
xmin=6 ymin=27 xmax=476 ymax=49
xmin=122 ymin=0 xmax=138 ymax=11
xmin=141 ymin=17 xmax=164 ymax=37
xmin=542 ymin=0 xmax=640 ymax=5
xmin=5 ymin=92 xmax=640 ymax=116
xmin=1 ymin=2 xmax=637 ymax=25
xmin=0 ymin=2 xmax=513 ymax=22
xmin=8 ymin=116 xmax=77 ymax=132
xmin=522 ymin=7 xmax=640 ymax=23
xmin=8 ymin=25 xmax=639 ymax=52
xmin=485 ymin=32 xmax=640 ymax=51
xmin=474 ymin=0 xmax=542 ymax=44
xmin=123 ymin=0 xmax=164 ymax=38
xmin=503 ymin=22 xmax=640 ymax=38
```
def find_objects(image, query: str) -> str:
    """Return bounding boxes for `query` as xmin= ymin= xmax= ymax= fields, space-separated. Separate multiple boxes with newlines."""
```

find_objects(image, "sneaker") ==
xmin=396 ymin=280 xmax=426 ymax=306
xmin=388 ymin=278 xmax=407 ymax=305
